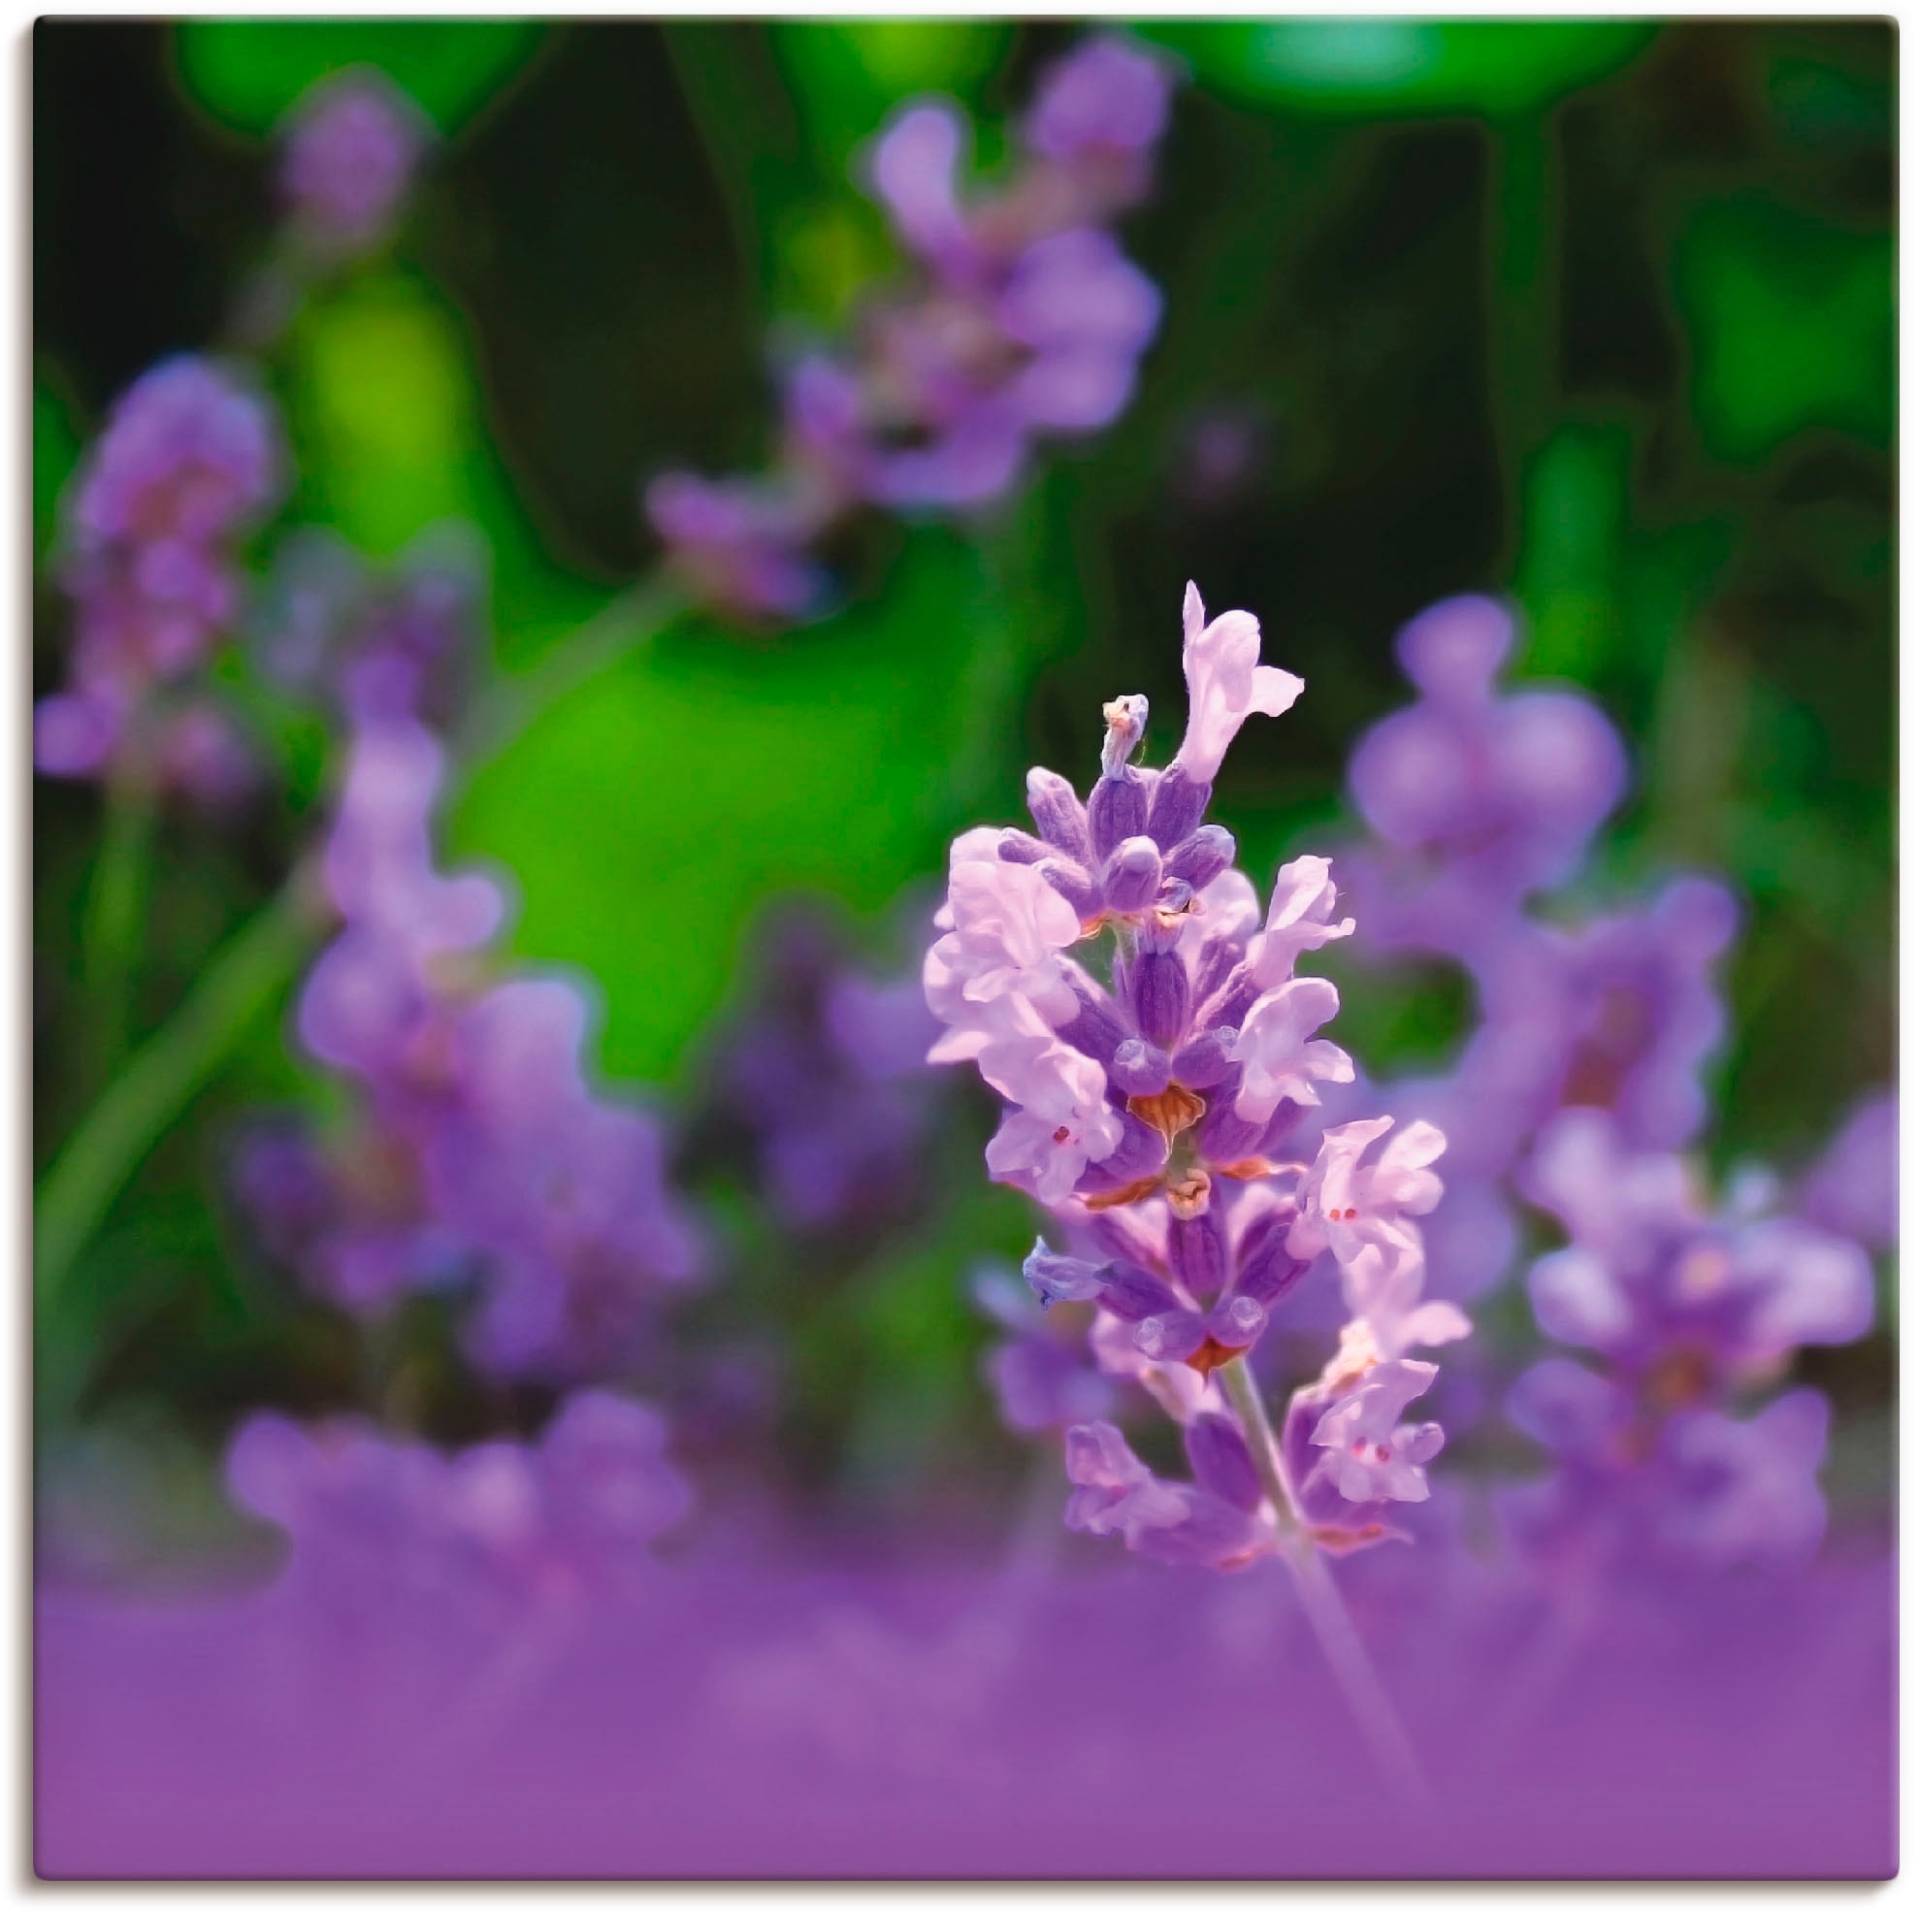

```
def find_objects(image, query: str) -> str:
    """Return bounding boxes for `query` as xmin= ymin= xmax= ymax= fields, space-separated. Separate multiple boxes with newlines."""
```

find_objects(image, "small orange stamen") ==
xmin=1126 ymin=1084 xmax=1206 ymax=1141
xmin=1215 ymin=1157 xmax=1278 ymax=1182
xmin=1184 ymin=1336 xmax=1240 ymax=1377
xmin=1082 ymin=1175 xmax=1164 ymax=1212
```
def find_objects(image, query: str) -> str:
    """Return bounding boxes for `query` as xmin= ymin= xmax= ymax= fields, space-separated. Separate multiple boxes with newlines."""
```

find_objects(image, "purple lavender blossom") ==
xmin=644 ymin=473 xmax=826 ymax=626
xmin=1062 ymin=1416 xmax=1271 ymax=1569
xmin=1343 ymin=595 xmax=1628 ymax=960
xmin=1521 ymin=1110 xmax=1872 ymax=1393
xmin=279 ymin=70 xmax=430 ymax=258
xmin=35 ymin=357 xmax=283 ymax=782
xmin=242 ymin=717 xmax=704 ymax=1378
xmin=1425 ymin=874 xmax=1740 ymax=1175
xmin=646 ymin=34 xmax=1173 ymax=621
xmin=704 ymin=903 xmax=944 ymax=1239
xmin=971 ymin=1265 xmax=1113 ymax=1435
xmin=1797 ymin=1089 xmax=1895 ymax=1255
xmin=1503 ymin=1110 xmax=1873 ymax=1571
xmin=226 ymin=1389 xmax=690 ymax=1622
xmin=256 ymin=528 xmax=483 ymax=727
xmin=1503 ymin=1359 xmax=1835 ymax=1573
xmin=927 ymin=581 xmax=1470 ymax=1568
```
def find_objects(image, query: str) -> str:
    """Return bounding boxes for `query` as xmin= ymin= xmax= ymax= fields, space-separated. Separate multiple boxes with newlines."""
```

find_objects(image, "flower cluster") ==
xmin=927 ymin=583 xmax=1469 ymax=1568
xmin=226 ymin=1387 xmax=689 ymax=1625
xmin=1327 ymin=591 xmax=1886 ymax=1569
xmin=238 ymin=717 xmax=703 ymax=1381
xmin=645 ymin=33 xmax=1172 ymax=622
xmin=1502 ymin=1111 xmax=1874 ymax=1572
xmin=34 ymin=357 xmax=284 ymax=796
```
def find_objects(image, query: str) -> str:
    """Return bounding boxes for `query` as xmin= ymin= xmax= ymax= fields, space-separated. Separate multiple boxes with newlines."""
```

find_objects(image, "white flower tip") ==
xmin=1182 ymin=580 xmax=1205 ymax=642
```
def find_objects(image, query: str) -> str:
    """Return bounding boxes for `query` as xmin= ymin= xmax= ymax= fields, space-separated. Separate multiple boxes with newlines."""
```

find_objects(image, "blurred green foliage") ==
xmin=1141 ymin=20 xmax=1654 ymax=116
xmin=33 ymin=20 xmax=1893 ymax=1513
xmin=176 ymin=19 xmax=547 ymax=132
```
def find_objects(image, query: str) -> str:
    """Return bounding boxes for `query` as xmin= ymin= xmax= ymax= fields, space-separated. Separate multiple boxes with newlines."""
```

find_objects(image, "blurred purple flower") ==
xmin=1503 ymin=1109 xmax=1873 ymax=1571
xmin=36 ymin=357 xmax=283 ymax=783
xmin=1431 ymin=873 xmax=1740 ymax=1174
xmin=1797 ymin=1089 xmax=1895 ymax=1255
xmin=226 ymin=1389 xmax=690 ymax=1624
xmin=242 ymin=718 xmax=703 ymax=1378
xmin=256 ymin=527 xmax=484 ymax=727
xmin=1344 ymin=595 xmax=1628 ymax=960
xmin=279 ymin=69 xmax=431 ymax=258
xmin=705 ymin=903 xmax=947 ymax=1240
xmin=971 ymin=1265 xmax=1113 ymax=1435
xmin=647 ymin=33 xmax=1174 ymax=622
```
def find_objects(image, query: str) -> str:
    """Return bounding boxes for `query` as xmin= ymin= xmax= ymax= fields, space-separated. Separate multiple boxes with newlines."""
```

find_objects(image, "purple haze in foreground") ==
xmin=35 ymin=1537 xmax=1891 ymax=1879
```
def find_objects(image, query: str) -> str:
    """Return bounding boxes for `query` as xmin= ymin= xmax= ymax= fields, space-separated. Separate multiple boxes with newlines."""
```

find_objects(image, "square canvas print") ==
xmin=31 ymin=16 xmax=1894 ymax=1881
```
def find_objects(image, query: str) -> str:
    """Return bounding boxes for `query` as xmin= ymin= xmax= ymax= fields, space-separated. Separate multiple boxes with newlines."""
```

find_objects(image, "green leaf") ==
xmin=1142 ymin=21 xmax=1654 ymax=118
xmin=771 ymin=21 xmax=1013 ymax=165
xmin=282 ymin=270 xmax=602 ymax=657
xmin=1678 ymin=196 xmax=1893 ymax=460
xmin=174 ymin=19 xmax=545 ymax=136
xmin=451 ymin=532 xmax=1019 ymax=1087
xmin=1513 ymin=424 xmax=1631 ymax=680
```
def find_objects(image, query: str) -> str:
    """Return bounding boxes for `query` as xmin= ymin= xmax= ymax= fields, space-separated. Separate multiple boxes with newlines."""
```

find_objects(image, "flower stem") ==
xmin=78 ymin=763 xmax=158 ymax=1087
xmin=35 ymin=877 xmax=324 ymax=1310
xmin=1217 ymin=1355 xmax=1432 ymax=1808
xmin=35 ymin=575 xmax=683 ymax=1318
xmin=1485 ymin=107 xmax=1557 ymax=577
xmin=458 ymin=574 xmax=686 ymax=758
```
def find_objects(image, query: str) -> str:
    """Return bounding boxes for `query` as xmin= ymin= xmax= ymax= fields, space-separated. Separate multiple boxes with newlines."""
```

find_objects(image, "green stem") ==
xmin=36 ymin=575 xmax=681 ymax=1318
xmin=1486 ymin=109 xmax=1557 ymax=578
xmin=78 ymin=765 xmax=158 ymax=1083
xmin=459 ymin=576 xmax=685 ymax=758
xmin=36 ymin=879 xmax=322 ymax=1311
xmin=1218 ymin=1355 xmax=1432 ymax=1807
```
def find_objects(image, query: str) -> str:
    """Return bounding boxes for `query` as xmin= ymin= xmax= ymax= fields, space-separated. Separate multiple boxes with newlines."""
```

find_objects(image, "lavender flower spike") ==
xmin=36 ymin=356 xmax=283 ymax=784
xmin=647 ymin=33 xmax=1175 ymax=623
xmin=926 ymin=581 xmax=1467 ymax=1600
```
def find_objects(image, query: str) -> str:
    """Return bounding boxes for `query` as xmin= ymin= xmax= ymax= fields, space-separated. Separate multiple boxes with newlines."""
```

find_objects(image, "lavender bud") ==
xmin=1165 ymin=823 xmax=1234 ymax=893
xmin=1137 ymin=1310 xmax=1206 ymax=1365
xmin=1127 ymin=948 xmax=1190 ymax=1051
xmin=1087 ymin=769 xmax=1148 ymax=861
xmin=1026 ymin=766 xmax=1091 ymax=862
xmin=1057 ymin=966 xmax=1127 ymax=1063
xmin=1171 ymin=1026 xmax=1235 ymax=1088
xmin=1207 ymin=1294 xmax=1268 ymax=1351
xmin=1235 ymin=1213 xmax=1311 ymax=1307
xmin=1085 ymin=1112 xmax=1169 ymax=1188
xmin=1099 ymin=1262 xmax=1183 ymax=1322
xmin=1102 ymin=835 xmax=1162 ymax=914
xmin=1198 ymin=1095 xmax=1266 ymax=1168
xmin=1109 ymin=1036 xmax=1171 ymax=1098
xmin=1185 ymin=1411 xmax=1263 ymax=1513
xmin=1169 ymin=1204 xmax=1229 ymax=1303
xmin=1147 ymin=761 xmax=1212 ymax=848
xmin=996 ymin=827 xmax=1050 ymax=865
xmin=1041 ymin=857 xmax=1103 ymax=923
